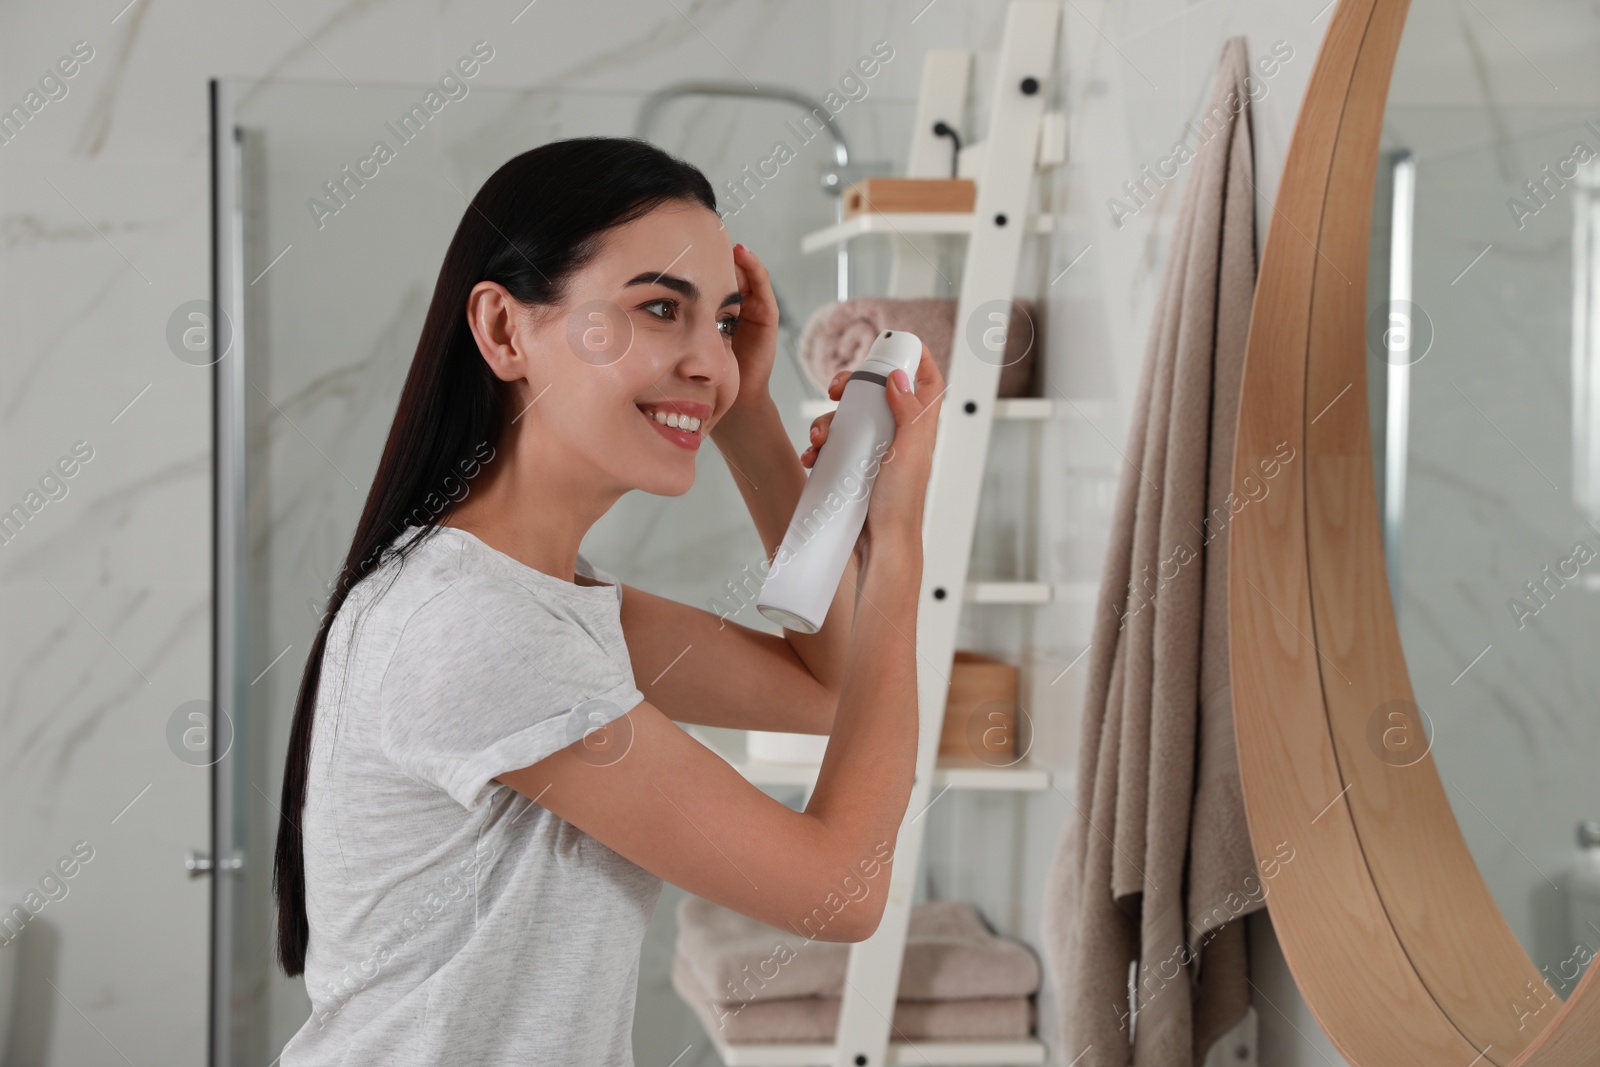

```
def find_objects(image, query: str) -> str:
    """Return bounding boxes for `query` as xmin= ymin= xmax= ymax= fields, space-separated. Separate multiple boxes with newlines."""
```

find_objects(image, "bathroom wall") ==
xmin=0 ymin=0 xmax=1366 ymax=1064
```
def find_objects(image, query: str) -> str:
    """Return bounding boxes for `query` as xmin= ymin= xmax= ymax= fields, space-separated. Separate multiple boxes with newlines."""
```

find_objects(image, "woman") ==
xmin=274 ymin=137 xmax=942 ymax=1066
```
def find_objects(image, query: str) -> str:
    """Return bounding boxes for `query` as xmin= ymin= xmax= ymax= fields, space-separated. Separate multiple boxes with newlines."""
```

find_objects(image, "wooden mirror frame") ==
xmin=1229 ymin=0 xmax=1600 ymax=1062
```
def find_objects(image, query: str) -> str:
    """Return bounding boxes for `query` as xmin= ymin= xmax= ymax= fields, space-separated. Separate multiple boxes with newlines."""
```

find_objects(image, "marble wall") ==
xmin=0 ymin=1 xmax=1425 ymax=1065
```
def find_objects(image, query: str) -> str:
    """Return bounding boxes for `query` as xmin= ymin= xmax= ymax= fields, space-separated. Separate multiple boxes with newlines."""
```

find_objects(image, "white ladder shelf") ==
xmin=694 ymin=3 xmax=1066 ymax=1065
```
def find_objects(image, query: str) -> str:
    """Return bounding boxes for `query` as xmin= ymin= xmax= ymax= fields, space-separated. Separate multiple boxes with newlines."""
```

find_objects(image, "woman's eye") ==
xmin=641 ymin=299 xmax=677 ymax=320
xmin=718 ymin=316 xmax=741 ymax=339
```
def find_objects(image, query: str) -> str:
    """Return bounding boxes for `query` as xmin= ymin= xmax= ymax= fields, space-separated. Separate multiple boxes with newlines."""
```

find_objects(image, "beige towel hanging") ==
xmin=1041 ymin=36 xmax=1262 ymax=1067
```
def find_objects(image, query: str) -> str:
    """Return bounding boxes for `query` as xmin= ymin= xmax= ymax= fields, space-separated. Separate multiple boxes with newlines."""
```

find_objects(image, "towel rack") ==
xmin=683 ymin=4 xmax=1066 ymax=1065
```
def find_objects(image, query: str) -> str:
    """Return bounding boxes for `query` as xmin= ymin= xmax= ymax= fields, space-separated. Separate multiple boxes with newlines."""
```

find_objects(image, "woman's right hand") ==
xmin=802 ymin=346 xmax=944 ymax=571
xmin=861 ymin=344 xmax=942 ymax=564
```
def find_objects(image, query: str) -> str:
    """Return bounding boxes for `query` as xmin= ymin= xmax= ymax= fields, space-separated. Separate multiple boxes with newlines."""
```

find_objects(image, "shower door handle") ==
xmin=186 ymin=849 xmax=244 ymax=878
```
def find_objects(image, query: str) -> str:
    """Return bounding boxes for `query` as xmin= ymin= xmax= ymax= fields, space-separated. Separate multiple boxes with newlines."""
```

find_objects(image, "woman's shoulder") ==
xmin=364 ymin=527 xmax=543 ymax=618
xmin=330 ymin=530 xmax=512 ymax=649
xmin=334 ymin=526 xmax=622 ymax=666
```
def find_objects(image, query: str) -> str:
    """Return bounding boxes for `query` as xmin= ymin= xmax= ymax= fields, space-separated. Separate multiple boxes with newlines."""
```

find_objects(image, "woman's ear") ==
xmin=466 ymin=281 xmax=529 ymax=383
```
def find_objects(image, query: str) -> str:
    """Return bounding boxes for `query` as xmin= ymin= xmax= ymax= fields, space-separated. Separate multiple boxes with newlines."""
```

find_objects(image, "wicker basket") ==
xmin=745 ymin=650 xmax=1020 ymax=766
xmin=938 ymin=650 xmax=1019 ymax=761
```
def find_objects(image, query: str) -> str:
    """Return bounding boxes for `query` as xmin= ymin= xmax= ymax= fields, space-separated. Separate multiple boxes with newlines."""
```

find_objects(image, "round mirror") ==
xmin=1229 ymin=0 xmax=1600 ymax=1061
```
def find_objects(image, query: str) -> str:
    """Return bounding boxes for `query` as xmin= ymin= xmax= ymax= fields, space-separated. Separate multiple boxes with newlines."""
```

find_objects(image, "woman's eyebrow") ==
xmin=624 ymin=271 xmax=742 ymax=309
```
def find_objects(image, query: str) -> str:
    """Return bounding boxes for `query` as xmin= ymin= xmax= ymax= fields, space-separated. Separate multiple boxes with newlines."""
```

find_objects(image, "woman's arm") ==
xmin=497 ymin=348 xmax=942 ymax=942
xmin=497 ymin=537 xmax=919 ymax=942
xmin=617 ymin=579 xmax=837 ymax=735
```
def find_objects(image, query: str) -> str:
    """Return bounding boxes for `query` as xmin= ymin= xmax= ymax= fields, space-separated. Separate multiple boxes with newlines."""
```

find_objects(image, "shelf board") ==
xmin=703 ymin=1029 xmax=1048 ymax=1066
xmin=799 ymin=397 xmax=1053 ymax=420
xmin=965 ymin=581 xmax=1103 ymax=606
xmin=801 ymin=212 xmax=1056 ymax=253
xmin=722 ymin=751 xmax=1056 ymax=793
xmin=966 ymin=581 xmax=1051 ymax=605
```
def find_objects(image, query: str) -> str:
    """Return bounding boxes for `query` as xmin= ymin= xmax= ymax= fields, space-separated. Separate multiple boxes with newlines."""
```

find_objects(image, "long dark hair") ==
xmin=274 ymin=137 xmax=717 ymax=976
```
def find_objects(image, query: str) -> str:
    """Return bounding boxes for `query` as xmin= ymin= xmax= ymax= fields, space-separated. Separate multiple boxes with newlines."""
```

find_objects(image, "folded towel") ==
xmin=797 ymin=297 xmax=1038 ymax=398
xmin=674 ymin=896 xmax=1040 ymax=1005
xmin=671 ymin=950 xmax=1037 ymax=1044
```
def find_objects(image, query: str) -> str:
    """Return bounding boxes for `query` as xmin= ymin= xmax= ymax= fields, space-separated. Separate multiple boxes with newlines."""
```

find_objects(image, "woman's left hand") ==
xmin=728 ymin=242 xmax=781 ymax=411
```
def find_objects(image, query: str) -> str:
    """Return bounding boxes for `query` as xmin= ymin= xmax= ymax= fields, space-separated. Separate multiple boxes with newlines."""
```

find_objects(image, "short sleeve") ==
xmin=377 ymin=577 xmax=645 ymax=810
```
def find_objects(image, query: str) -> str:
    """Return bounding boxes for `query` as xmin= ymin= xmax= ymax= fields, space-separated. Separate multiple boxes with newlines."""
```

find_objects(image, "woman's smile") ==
xmin=636 ymin=398 xmax=712 ymax=450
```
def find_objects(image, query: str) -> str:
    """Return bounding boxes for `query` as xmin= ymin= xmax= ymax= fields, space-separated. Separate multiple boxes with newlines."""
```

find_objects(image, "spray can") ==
xmin=755 ymin=330 xmax=923 ymax=634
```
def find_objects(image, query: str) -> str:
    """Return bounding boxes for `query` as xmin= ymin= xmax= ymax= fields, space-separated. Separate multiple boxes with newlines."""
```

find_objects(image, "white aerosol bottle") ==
xmin=756 ymin=330 xmax=923 ymax=634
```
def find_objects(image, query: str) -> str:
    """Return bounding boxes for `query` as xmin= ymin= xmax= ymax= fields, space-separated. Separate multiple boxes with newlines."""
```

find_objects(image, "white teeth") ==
xmin=644 ymin=407 xmax=702 ymax=434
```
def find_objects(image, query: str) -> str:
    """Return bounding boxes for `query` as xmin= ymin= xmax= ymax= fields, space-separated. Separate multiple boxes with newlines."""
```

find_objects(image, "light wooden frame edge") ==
xmin=1228 ymin=0 xmax=1600 ymax=1063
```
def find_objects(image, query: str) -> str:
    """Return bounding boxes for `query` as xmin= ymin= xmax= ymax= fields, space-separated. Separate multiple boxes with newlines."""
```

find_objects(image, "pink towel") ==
xmin=674 ymin=896 xmax=1041 ymax=1005
xmin=671 ymin=950 xmax=1037 ymax=1044
xmin=797 ymin=297 xmax=1038 ymax=398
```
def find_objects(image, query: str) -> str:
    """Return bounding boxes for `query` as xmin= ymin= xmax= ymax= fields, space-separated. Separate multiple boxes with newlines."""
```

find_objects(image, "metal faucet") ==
xmin=633 ymin=80 xmax=862 ymax=303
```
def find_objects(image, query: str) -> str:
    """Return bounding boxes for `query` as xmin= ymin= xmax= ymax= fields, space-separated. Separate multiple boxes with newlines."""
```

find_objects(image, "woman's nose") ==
xmin=677 ymin=321 xmax=737 ymax=384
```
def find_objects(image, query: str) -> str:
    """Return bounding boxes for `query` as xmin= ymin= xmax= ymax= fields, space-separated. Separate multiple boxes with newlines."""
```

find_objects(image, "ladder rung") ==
xmin=960 ymin=581 xmax=1100 ymax=605
xmin=723 ymin=751 xmax=1057 ymax=793
xmin=799 ymin=397 xmax=1053 ymax=421
xmin=701 ymin=1029 xmax=1048 ymax=1065
xmin=965 ymin=581 xmax=1050 ymax=604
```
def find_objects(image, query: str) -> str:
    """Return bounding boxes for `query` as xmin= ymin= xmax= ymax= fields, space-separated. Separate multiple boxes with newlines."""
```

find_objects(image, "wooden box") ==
xmin=842 ymin=177 xmax=977 ymax=218
xmin=938 ymin=650 xmax=1019 ymax=761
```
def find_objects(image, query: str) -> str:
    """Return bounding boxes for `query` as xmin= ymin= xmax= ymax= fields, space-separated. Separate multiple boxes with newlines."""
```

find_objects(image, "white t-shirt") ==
xmin=279 ymin=525 xmax=661 ymax=1067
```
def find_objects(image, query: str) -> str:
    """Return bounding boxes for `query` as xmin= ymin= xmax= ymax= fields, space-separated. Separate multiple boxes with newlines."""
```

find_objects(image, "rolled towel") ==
xmin=674 ymin=896 xmax=1041 ymax=1005
xmin=671 ymin=949 xmax=1036 ymax=1044
xmin=797 ymin=297 xmax=1038 ymax=398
